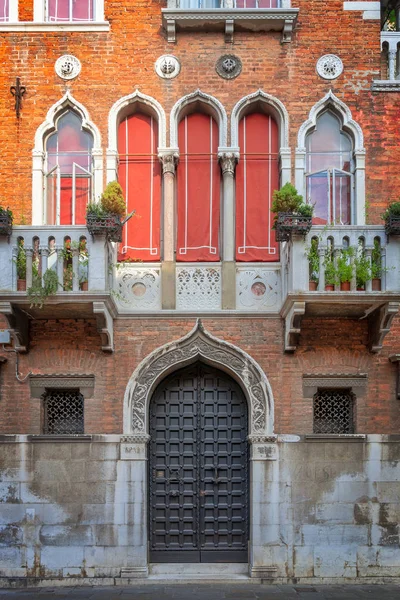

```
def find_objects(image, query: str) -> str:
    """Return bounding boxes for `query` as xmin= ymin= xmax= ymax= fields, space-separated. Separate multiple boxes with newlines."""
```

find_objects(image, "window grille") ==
xmin=313 ymin=389 xmax=354 ymax=434
xmin=43 ymin=390 xmax=84 ymax=434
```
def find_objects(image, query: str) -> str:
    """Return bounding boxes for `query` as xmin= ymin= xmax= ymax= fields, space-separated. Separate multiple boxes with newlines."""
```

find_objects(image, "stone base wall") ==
xmin=1 ymin=435 xmax=399 ymax=583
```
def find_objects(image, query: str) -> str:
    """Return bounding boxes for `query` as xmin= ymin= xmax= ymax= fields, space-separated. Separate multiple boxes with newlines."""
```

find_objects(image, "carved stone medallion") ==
xmin=216 ymin=55 xmax=242 ymax=80
xmin=316 ymin=54 xmax=343 ymax=80
xmin=155 ymin=55 xmax=181 ymax=80
xmin=55 ymin=55 xmax=82 ymax=80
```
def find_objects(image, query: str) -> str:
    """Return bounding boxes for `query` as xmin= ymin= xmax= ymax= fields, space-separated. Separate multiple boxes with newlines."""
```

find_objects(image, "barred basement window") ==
xmin=313 ymin=389 xmax=354 ymax=434
xmin=43 ymin=389 xmax=84 ymax=434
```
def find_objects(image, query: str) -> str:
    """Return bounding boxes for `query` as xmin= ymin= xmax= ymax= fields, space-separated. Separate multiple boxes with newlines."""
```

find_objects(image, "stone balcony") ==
xmin=161 ymin=0 xmax=298 ymax=42
xmin=281 ymin=225 xmax=400 ymax=352
xmin=0 ymin=226 xmax=115 ymax=352
xmin=372 ymin=32 xmax=400 ymax=91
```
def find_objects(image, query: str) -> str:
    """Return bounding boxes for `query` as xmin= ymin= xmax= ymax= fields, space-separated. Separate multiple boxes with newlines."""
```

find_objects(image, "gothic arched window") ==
xmin=117 ymin=111 xmax=161 ymax=261
xmin=176 ymin=113 xmax=220 ymax=262
xmin=305 ymin=111 xmax=354 ymax=225
xmin=236 ymin=112 xmax=279 ymax=262
xmin=45 ymin=110 xmax=94 ymax=225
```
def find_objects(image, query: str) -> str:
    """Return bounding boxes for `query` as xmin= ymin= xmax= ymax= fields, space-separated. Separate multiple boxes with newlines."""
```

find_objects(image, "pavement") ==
xmin=1 ymin=584 xmax=400 ymax=600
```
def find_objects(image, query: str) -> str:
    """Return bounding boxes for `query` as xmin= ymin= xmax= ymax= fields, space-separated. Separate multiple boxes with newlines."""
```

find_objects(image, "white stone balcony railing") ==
xmin=372 ymin=32 xmax=400 ymax=91
xmin=0 ymin=226 xmax=115 ymax=352
xmin=284 ymin=225 xmax=398 ymax=294
xmin=162 ymin=0 xmax=297 ymax=42
xmin=0 ymin=226 xmax=110 ymax=294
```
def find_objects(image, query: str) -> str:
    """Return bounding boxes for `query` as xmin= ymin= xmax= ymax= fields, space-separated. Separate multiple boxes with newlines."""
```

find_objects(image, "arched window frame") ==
xmin=32 ymin=92 xmax=102 ymax=225
xmin=231 ymin=90 xmax=291 ymax=186
xmin=107 ymin=90 xmax=167 ymax=182
xmin=295 ymin=91 xmax=366 ymax=225
xmin=170 ymin=90 xmax=227 ymax=262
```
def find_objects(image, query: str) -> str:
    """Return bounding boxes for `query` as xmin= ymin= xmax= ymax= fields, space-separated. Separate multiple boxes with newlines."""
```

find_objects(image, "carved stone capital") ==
xmin=159 ymin=152 xmax=179 ymax=175
xmin=218 ymin=152 xmax=239 ymax=175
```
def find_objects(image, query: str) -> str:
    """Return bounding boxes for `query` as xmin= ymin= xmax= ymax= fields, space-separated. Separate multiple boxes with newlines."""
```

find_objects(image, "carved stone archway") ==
xmin=123 ymin=319 xmax=274 ymax=437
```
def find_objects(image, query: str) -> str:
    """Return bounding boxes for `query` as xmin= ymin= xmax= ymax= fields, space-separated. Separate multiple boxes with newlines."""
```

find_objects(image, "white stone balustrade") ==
xmin=0 ymin=226 xmax=110 ymax=294
xmin=372 ymin=32 xmax=400 ymax=91
xmin=287 ymin=225 xmax=398 ymax=294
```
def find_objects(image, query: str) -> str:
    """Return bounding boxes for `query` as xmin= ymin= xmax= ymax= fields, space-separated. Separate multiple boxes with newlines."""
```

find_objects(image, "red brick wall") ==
xmin=1 ymin=0 xmax=396 ymax=222
xmin=0 ymin=316 xmax=399 ymax=434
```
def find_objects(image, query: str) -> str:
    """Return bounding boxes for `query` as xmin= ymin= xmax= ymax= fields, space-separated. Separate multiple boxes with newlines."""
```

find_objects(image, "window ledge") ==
xmin=0 ymin=21 xmax=110 ymax=32
xmin=161 ymin=7 xmax=298 ymax=42
xmin=28 ymin=435 xmax=93 ymax=443
xmin=304 ymin=434 xmax=367 ymax=442
xmin=371 ymin=80 xmax=400 ymax=92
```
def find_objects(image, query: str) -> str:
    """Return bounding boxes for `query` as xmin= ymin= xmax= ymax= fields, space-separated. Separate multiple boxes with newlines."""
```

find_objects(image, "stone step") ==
xmin=149 ymin=563 xmax=249 ymax=577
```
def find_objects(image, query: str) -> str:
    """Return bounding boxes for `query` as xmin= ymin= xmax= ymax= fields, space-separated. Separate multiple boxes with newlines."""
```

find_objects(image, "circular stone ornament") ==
xmin=216 ymin=54 xmax=242 ymax=80
xmin=316 ymin=54 xmax=343 ymax=80
xmin=155 ymin=55 xmax=181 ymax=80
xmin=55 ymin=55 xmax=82 ymax=80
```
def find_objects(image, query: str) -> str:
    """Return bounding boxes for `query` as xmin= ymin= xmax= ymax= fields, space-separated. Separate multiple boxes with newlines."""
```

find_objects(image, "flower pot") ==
xmin=17 ymin=279 xmax=26 ymax=291
xmin=340 ymin=281 xmax=351 ymax=291
xmin=325 ymin=284 xmax=335 ymax=292
xmin=372 ymin=278 xmax=381 ymax=291
xmin=86 ymin=213 xmax=122 ymax=242
xmin=80 ymin=281 xmax=88 ymax=291
xmin=357 ymin=287 xmax=365 ymax=292
xmin=309 ymin=281 xmax=318 ymax=291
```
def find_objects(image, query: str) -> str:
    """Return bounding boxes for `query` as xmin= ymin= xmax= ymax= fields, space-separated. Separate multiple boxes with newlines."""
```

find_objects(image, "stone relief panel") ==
xmin=176 ymin=266 xmax=221 ymax=310
xmin=114 ymin=266 xmax=161 ymax=311
xmin=236 ymin=267 xmax=281 ymax=312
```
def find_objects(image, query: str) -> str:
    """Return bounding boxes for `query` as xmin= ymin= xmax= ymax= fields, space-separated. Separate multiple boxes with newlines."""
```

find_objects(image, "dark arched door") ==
xmin=149 ymin=363 xmax=249 ymax=563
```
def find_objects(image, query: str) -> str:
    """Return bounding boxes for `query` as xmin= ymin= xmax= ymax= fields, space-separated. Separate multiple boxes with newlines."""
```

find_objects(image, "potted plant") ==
xmin=27 ymin=268 xmax=59 ymax=309
xmin=78 ymin=239 xmax=89 ymax=291
xmin=371 ymin=239 xmax=383 ymax=291
xmin=86 ymin=181 xmax=127 ymax=242
xmin=323 ymin=253 xmax=337 ymax=291
xmin=382 ymin=201 xmax=400 ymax=235
xmin=355 ymin=251 xmax=371 ymax=291
xmin=307 ymin=238 xmax=319 ymax=291
xmin=15 ymin=238 xmax=26 ymax=291
xmin=271 ymin=183 xmax=313 ymax=242
xmin=336 ymin=247 xmax=354 ymax=291
xmin=0 ymin=206 xmax=13 ymax=236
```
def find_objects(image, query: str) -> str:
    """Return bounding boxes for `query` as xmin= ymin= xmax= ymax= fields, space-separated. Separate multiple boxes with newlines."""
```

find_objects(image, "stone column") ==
xmin=119 ymin=434 xmax=151 ymax=578
xmin=247 ymin=435 xmax=281 ymax=580
xmin=159 ymin=152 xmax=179 ymax=310
xmin=219 ymin=152 xmax=238 ymax=310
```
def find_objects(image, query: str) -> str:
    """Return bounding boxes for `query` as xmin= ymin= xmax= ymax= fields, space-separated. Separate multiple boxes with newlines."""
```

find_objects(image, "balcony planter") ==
xmin=309 ymin=280 xmax=318 ymax=291
xmin=272 ymin=183 xmax=313 ymax=242
xmin=17 ymin=279 xmax=26 ymax=291
xmin=0 ymin=207 xmax=13 ymax=236
xmin=372 ymin=278 xmax=382 ymax=291
xmin=383 ymin=202 xmax=400 ymax=235
xmin=340 ymin=281 xmax=351 ymax=292
xmin=86 ymin=213 xmax=123 ymax=242
xmin=325 ymin=284 xmax=335 ymax=292
xmin=275 ymin=213 xmax=313 ymax=240
xmin=384 ymin=214 xmax=400 ymax=236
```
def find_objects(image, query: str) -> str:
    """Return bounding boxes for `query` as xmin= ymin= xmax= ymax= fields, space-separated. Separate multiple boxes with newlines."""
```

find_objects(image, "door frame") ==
xmin=122 ymin=320 xmax=277 ymax=577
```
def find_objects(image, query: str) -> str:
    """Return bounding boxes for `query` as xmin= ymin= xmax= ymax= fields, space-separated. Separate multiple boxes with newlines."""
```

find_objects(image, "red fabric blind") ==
xmin=177 ymin=113 xmax=220 ymax=262
xmin=118 ymin=112 xmax=161 ymax=261
xmin=236 ymin=113 xmax=279 ymax=262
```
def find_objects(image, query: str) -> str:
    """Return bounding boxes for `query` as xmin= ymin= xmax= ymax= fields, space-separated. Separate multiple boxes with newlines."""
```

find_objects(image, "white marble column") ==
xmin=159 ymin=152 xmax=179 ymax=309
xmin=219 ymin=152 xmax=238 ymax=310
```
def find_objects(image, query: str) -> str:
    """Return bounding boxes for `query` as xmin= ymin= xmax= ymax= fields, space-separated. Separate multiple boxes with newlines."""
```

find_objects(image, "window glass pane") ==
xmin=46 ymin=110 xmax=93 ymax=225
xmin=0 ymin=0 xmax=9 ymax=21
xmin=306 ymin=172 xmax=329 ymax=225
xmin=47 ymin=0 xmax=94 ymax=21
xmin=180 ymin=0 xmax=219 ymax=6
xmin=333 ymin=171 xmax=351 ymax=225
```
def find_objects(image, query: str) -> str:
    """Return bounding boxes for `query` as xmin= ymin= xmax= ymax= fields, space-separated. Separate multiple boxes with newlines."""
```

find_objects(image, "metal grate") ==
xmin=313 ymin=389 xmax=354 ymax=434
xmin=43 ymin=390 xmax=84 ymax=434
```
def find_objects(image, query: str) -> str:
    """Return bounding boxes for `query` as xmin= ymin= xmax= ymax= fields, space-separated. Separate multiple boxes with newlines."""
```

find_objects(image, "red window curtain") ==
xmin=118 ymin=113 xmax=161 ymax=261
xmin=177 ymin=113 xmax=220 ymax=262
xmin=236 ymin=113 xmax=279 ymax=262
